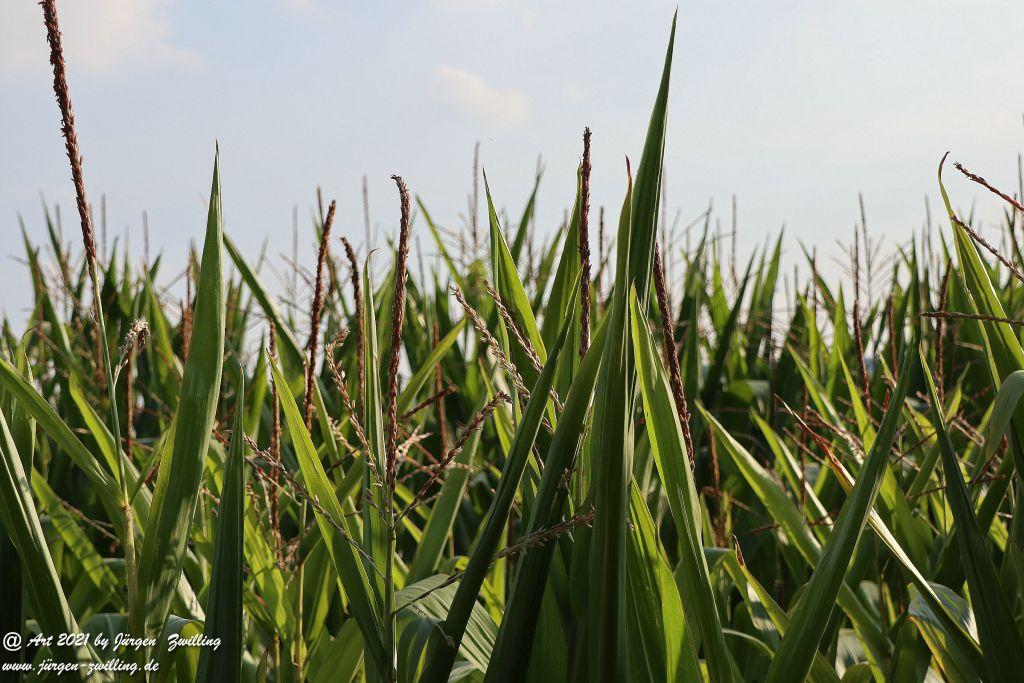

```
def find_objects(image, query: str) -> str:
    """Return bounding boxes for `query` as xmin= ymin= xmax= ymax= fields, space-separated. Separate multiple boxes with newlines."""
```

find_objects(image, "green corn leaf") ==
xmin=0 ymin=407 xmax=94 ymax=668
xmin=700 ymin=255 xmax=754 ymax=411
xmin=420 ymin=289 xmax=576 ymax=683
xmin=625 ymin=480 xmax=696 ymax=683
xmin=396 ymin=574 xmax=498 ymax=680
xmin=139 ymin=152 xmax=227 ymax=636
xmin=33 ymin=472 xmax=124 ymax=616
xmin=358 ymin=266 xmax=389 ymax=628
xmin=921 ymin=349 xmax=1024 ymax=681
xmin=907 ymin=585 xmax=982 ymax=683
xmin=720 ymin=551 xmax=840 ymax=683
xmin=538 ymin=166 xmax=583 ymax=355
xmin=511 ymin=170 xmax=542 ymax=261
xmin=825 ymin=438 xmax=984 ymax=674
xmin=486 ymin=319 xmax=607 ymax=683
xmin=0 ymin=355 xmax=118 ymax=505
xmin=984 ymin=369 xmax=1024 ymax=462
xmin=485 ymin=174 xmax=547 ymax=367
xmin=196 ymin=368 xmax=246 ymax=683
xmin=308 ymin=620 xmax=364 ymax=683
xmin=416 ymin=197 xmax=468 ymax=291
xmin=396 ymin=318 xmax=466 ymax=414
xmin=270 ymin=359 xmax=386 ymax=670
xmin=700 ymin=406 xmax=887 ymax=670
xmin=224 ymin=234 xmax=304 ymax=372
xmin=406 ymin=428 xmax=481 ymax=584
xmin=588 ymin=15 xmax=675 ymax=681
xmin=764 ymin=336 xmax=916 ymax=683
xmin=630 ymin=289 xmax=734 ymax=682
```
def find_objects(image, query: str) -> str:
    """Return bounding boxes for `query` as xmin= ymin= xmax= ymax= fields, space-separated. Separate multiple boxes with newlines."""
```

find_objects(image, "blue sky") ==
xmin=2 ymin=0 xmax=1022 ymax=320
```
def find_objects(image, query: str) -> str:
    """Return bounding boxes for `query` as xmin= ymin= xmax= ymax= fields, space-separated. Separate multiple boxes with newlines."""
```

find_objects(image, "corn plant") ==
xmin=4 ymin=4 xmax=1024 ymax=682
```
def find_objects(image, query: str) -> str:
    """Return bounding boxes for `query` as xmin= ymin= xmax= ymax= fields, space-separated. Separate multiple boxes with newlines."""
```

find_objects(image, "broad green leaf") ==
xmin=588 ymin=16 xmax=676 ymax=681
xmin=196 ymin=369 xmax=246 ymax=683
xmin=396 ymin=574 xmax=498 ymax=679
xmin=140 ymin=153 xmax=227 ymax=636
xmin=631 ymin=289 xmax=733 ymax=682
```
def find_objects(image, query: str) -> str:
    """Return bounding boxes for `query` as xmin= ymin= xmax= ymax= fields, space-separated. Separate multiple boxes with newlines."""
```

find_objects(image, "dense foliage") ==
xmin=4 ymin=13 xmax=1024 ymax=683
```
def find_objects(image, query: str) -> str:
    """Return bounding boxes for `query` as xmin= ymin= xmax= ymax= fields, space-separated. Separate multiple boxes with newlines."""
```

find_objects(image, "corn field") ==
xmin=4 ymin=6 xmax=1024 ymax=682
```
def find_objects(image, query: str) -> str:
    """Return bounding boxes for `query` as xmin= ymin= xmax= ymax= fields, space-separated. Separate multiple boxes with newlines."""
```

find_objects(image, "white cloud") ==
xmin=434 ymin=65 xmax=528 ymax=127
xmin=0 ymin=0 xmax=199 ymax=78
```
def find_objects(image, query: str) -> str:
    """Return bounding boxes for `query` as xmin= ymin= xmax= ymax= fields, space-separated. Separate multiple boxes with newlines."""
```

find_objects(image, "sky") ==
xmin=2 ymin=0 xmax=1023 ymax=322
